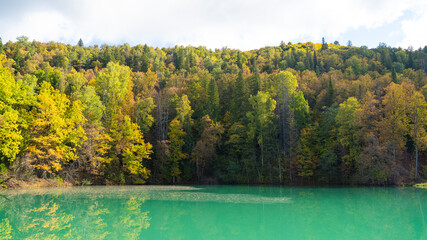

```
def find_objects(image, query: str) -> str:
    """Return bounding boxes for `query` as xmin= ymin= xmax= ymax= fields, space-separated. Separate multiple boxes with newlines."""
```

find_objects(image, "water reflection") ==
xmin=0 ymin=187 xmax=152 ymax=239
xmin=0 ymin=186 xmax=425 ymax=240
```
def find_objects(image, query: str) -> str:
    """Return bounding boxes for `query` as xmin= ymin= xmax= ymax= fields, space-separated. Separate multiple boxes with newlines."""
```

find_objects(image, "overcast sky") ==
xmin=0 ymin=0 xmax=426 ymax=50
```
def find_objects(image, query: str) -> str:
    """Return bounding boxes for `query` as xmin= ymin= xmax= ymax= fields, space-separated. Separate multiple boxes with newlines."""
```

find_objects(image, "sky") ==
xmin=0 ymin=0 xmax=426 ymax=51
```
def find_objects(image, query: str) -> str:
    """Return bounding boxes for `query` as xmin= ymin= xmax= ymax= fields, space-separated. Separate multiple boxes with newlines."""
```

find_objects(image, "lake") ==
xmin=0 ymin=186 xmax=425 ymax=239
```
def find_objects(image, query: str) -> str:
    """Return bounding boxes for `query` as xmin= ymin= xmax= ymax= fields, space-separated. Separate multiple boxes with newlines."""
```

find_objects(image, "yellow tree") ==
xmin=109 ymin=113 xmax=152 ymax=183
xmin=0 ymin=54 xmax=34 ymax=166
xmin=27 ymin=82 xmax=86 ymax=177
xmin=381 ymin=83 xmax=410 ymax=164
xmin=167 ymin=119 xmax=187 ymax=183
xmin=407 ymin=88 xmax=427 ymax=179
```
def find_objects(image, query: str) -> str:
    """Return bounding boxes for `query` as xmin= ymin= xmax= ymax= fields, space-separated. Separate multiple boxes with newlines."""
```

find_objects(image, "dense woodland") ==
xmin=0 ymin=36 xmax=427 ymax=186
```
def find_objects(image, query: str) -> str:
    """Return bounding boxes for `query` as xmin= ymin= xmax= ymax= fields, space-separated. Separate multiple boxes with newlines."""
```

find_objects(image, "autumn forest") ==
xmin=0 ymin=37 xmax=426 ymax=187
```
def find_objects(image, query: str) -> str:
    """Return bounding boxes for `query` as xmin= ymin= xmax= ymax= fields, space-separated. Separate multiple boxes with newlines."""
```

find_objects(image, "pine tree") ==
xmin=321 ymin=37 xmax=328 ymax=50
xmin=313 ymin=50 xmax=318 ymax=72
xmin=391 ymin=66 xmax=398 ymax=83
xmin=77 ymin=38 xmax=84 ymax=47
xmin=207 ymin=78 xmax=220 ymax=120
xmin=231 ymin=71 xmax=249 ymax=121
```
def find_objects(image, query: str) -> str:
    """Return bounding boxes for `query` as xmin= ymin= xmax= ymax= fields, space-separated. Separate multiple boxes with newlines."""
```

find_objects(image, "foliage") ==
xmin=0 ymin=38 xmax=426 ymax=185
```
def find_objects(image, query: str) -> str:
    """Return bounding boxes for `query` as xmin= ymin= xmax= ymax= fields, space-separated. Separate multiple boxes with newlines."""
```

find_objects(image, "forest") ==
xmin=0 ymin=36 xmax=426 ymax=186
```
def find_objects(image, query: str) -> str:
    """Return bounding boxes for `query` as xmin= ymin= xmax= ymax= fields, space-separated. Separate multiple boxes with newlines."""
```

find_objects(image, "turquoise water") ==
xmin=0 ymin=186 xmax=425 ymax=239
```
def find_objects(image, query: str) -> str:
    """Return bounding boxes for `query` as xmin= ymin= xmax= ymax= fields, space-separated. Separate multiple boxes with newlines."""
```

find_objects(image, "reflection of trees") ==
xmin=0 ymin=190 xmax=151 ymax=239
xmin=0 ymin=219 xmax=12 ymax=240
xmin=20 ymin=200 xmax=75 ymax=239
xmin=119 ymin=197 xmax=151 ymax=240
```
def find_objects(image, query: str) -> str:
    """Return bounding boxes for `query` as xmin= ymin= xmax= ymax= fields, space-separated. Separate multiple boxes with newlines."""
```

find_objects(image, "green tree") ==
xmin=231 ymin=71 xmax=249 ymax=121
xmin=77 ymin=38 xmax=84 ymax=47
xmin=336 ymin=97 xmax=360 ymax=177
xmin=95 ymin=62 xmax=133 ymax=123
xmin=321 ymin=37 xmax=328 ymax=50
xmin=327 ymin=77 xmax=334 ymax=106
xmin=76 ymin=86 xmax=105 ymax=124
xmin=136 ymin=97 xmax=156 ymax=133
xmin=207 ymin=78 xmax=220 ymax=120
xmin=247 ymin=91 xmax=276 ymax=169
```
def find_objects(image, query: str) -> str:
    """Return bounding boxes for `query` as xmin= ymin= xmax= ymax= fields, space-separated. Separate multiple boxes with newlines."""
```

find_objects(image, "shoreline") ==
xmin=2 ymin=178 xmax=423 ymax=190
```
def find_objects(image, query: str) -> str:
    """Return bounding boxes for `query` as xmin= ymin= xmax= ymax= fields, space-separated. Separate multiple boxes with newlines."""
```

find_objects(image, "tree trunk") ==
xmin=261 ymin=142 xmax=264 ymax=168
xmin=415 ymin=144 xmax=418 ymax=180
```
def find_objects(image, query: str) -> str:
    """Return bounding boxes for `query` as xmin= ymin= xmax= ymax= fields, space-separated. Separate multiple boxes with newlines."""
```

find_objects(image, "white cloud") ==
xmin=0 ymin=0 xmax=426 ymax=50
xmin=399 ymin=6 xmax=427 ymax=49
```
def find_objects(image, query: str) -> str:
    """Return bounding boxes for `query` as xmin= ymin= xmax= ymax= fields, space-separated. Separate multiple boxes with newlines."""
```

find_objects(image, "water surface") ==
xmin=0 ymin=186 xmax=425 ymax=239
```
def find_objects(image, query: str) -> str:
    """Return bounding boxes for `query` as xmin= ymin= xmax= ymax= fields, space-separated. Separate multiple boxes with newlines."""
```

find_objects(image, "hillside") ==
xmin=0 ymin=37 xmax=426 ymax=186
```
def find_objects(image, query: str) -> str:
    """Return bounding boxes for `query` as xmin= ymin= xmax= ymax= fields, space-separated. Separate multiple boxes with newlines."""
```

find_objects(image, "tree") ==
xmin=66 ymin=69 xmax=88 ymax=97
xmin=26 ymin=82 xmax=86 ymax=177
xmin=275 ymin=71 xmax=298 ymax=157
xmin=76 ymin=86 xmax=105 ymax=124
xmin=95 ymin=62 xmax=133 ymax=124
xmin=336 ymin=97 xmax=360 ymax=177
xmin=231 ymin=71 xmax=249 ymax=121
xmin=391 ymin=66 xmax=398 ymax=83
xmin=380 ymin=82 xmax=411 ymax=182
xmin=295 ymin=126 xmax=317 ymax=178
xmin=167 ymin=119 xmax=187 ymax=183
xmin=191 ymin=115 xmax=224 ymax=181
xmin=247 ymin=91 xmax=276 ymax=169
xmin=313 ymin=50 xmax=318 ymax=72
xmin=290 ymin=91 xmax=310 ymax=130
xmin=347 ymin=40 xmax=353 ymax=47
xmin=175 ymin=95 xmax=193 ymax=129
xmin=0 ymin=55 xmax=34 ymax=165
xmin=77 ymin=38 xmax=84 ymax=47
xmin=108 ymin=113 xmax=152 ymax=183
xmin=407 ymin=88 xmax=427 ymax=180
xmin=207 ymin=78 xmax=220 ymax=120
xmin=0 ymin=37 xmax=3 ymax=54
xmin=327 ymin=77 xmax=334 ymax=106
xmin=136 ymin=97 xmax=156 ymax=133
xmin=321 ymin=37 xmax=328 ymax=50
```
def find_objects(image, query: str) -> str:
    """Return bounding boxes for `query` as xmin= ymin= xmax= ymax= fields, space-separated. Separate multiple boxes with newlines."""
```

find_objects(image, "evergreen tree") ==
xmin=321 ymin=37 xmax=328 ymax=50
xmin=207 ymin=78 xmax=220 ymax=120
xmin=77 ymin=38 xmax=84 ymax=47
xmin=231 ymin=71 xmax=249 ymax=121
xmin=313 ymin=50 xmax=318 ymax=73
xmin=391 ymin=66 xmax=398 ymax=83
